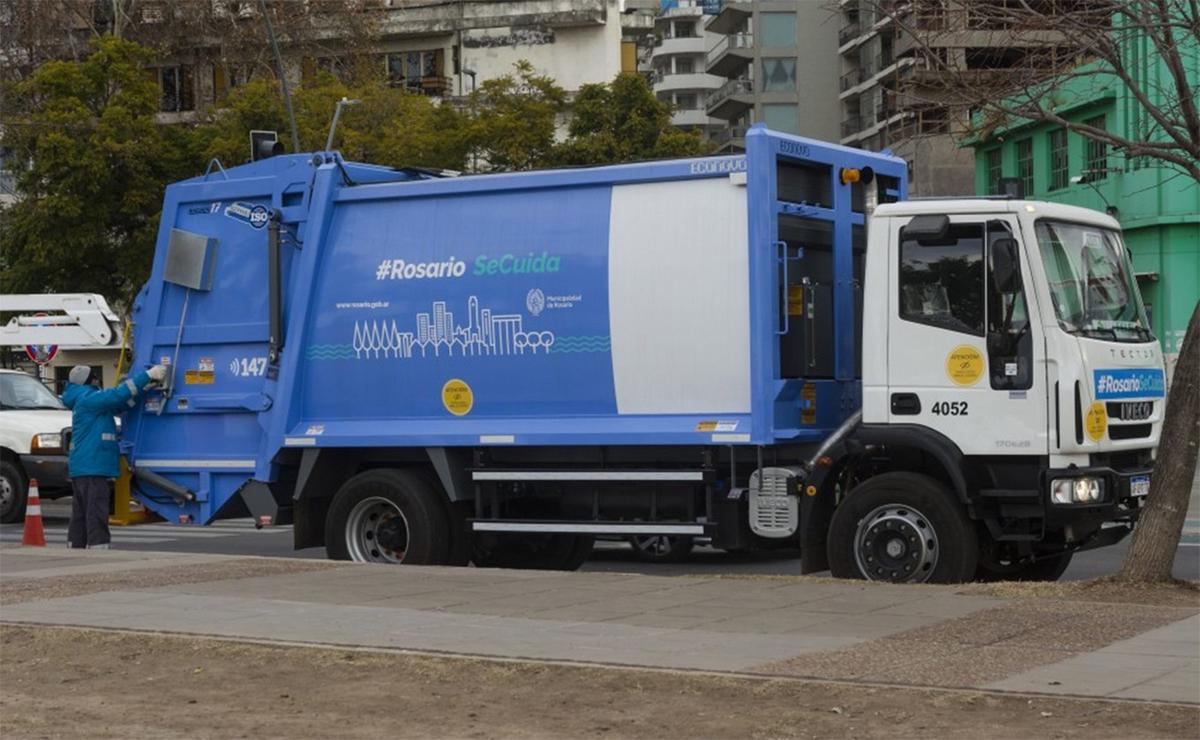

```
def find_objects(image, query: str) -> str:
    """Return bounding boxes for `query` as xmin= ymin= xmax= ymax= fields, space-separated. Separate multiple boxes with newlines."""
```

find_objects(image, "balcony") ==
xmin=672 ymin=108 xmax=717 ymax=128
xmin=838 ymin=22 xmax=862 ymax=46
xmin=841 ymin=116 xmax=863 ymax=138
xmin=706 ymin=33 xmax=754 ymax=77
xmin=705 ymin=1 xmax=751 ymax=35
xmin=654 ymin=35 xmax=708 ymax=57
xmin=711 ymin=124 xmax=749 ymax=151
xmin=839 ymin=68 xmax=865 ymax=92
xmin=654 ymin=71 xmax=723 ymax=94
xmin=706 ymin=77 xmax=753 ymax=119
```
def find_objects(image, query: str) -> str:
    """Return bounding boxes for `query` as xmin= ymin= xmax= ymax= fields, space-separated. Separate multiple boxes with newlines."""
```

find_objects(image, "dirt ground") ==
xmin=1 ymin=626 xmax=1196 ymax=740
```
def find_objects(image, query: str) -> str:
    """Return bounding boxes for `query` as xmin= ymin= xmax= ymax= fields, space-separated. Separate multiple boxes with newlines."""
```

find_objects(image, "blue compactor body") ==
xmin=123 ymin=126 xmax=908 ymax=567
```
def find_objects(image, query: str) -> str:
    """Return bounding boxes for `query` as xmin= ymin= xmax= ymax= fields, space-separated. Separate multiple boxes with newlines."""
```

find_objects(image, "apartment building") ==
xmin=650 ymin=1 xmax=724 ymax=137
xmin=702 ymin=1 xmax=840 ymax=152
xmin=838 ymin=0 xmax=1072 ymax=196
xmin=2 ymin=0 xmax=656 ymax=122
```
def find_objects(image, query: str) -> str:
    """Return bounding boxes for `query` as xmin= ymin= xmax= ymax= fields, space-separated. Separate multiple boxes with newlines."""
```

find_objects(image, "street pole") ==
xmin=464 ymin=67 xmax=477 ymax=173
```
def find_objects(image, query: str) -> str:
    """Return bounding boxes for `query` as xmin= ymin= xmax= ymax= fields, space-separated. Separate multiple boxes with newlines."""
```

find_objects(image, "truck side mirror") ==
xmin=992 ymin=238 xmax=1020 ymax=293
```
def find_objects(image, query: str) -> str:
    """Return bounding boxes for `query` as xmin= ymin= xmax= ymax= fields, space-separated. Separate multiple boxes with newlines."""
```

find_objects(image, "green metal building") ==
xmin=967 ymin=73 xmax=1199 ymax=370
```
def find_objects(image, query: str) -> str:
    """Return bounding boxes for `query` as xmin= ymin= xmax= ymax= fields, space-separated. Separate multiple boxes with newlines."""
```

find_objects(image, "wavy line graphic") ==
xmin=306 ymin=344 xmax=357 ymax=360
xmin=550 ymin=335 xmax=611 ymax=353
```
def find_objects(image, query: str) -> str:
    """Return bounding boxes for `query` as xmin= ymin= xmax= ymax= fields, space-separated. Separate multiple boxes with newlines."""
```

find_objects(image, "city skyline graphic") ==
xmin=352 ymin=296 xmax=555 ymax=359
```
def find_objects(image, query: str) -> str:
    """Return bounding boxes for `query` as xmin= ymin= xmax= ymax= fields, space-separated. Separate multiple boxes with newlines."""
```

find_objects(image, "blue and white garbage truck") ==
xmin=121 ymin=125 xmax=1165 ymax=582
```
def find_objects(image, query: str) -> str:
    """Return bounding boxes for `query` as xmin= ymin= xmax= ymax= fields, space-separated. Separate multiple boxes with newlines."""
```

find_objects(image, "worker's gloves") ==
xmin=147 ymin=364 xmax=168 ymax=382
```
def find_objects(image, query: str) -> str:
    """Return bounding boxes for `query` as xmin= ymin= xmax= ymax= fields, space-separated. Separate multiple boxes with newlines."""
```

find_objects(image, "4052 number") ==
xmin=931 ymin=401 xmax=969 ymax=416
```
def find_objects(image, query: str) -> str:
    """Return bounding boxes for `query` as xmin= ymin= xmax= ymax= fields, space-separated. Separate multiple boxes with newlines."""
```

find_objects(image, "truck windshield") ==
xmin=1034 ymin=220 xmax=1153 ymax=343
xmin=0 ymin=373 xmax=66 ymax=411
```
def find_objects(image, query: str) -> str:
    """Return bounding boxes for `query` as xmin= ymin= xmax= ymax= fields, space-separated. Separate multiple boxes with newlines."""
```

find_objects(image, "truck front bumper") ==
xmin=1042 ymin=464 xmax=1151 ymax=547
xmin=18 ymin=454 xmax=71 ymax=495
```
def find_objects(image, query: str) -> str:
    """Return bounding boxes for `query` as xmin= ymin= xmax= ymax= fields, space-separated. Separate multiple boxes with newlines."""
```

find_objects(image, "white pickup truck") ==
xmin=0 ymin=369 xmax=73 ymax=522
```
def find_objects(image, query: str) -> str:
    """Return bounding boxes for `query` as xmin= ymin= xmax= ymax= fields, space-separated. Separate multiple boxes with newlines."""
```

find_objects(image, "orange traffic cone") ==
xmin=22 ymin=478 xmax=46 ymax=547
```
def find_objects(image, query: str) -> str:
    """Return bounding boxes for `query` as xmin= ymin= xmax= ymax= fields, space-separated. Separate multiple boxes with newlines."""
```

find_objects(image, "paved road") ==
xmin=5 ymin=497 xmax=1196 ymax=581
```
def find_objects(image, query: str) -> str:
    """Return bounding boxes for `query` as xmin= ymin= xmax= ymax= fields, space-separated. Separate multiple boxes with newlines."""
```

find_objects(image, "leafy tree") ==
xmin=466 ymin=60 xmax=566 ymax=172
xmin=554 ymin=72 xmax=711 ymax=165
xmin=0 ymin=36 xmax=190 ymax=306
xmin=190 ymin=71 xmax=468 ymax=172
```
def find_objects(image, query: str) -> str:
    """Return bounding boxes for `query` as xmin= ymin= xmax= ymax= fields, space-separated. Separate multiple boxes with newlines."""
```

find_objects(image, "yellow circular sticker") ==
xmin=441 ymin=379 xmax=473 ymax=416
xmin=945 ymin=345 xmax=985 ymax=386
xmin=1085 ymin=401 xmax=1107 ymax=441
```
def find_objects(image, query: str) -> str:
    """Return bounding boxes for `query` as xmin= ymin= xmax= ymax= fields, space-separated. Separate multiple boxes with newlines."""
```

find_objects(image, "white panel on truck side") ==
xmin=608 ymin=177 xmax=751 ymax=414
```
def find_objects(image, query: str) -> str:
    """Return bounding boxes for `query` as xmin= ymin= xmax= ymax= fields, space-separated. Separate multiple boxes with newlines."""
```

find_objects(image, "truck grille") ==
xmin=1108 ymin=423 xmax=1152 ymax=440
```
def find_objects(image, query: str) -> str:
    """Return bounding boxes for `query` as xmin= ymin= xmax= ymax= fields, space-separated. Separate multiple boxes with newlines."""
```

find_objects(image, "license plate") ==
xmin=1130 ymin=475 xmax=1151 ymax=497
xmin=1116 ymin=401 xmax=1153 ymax=421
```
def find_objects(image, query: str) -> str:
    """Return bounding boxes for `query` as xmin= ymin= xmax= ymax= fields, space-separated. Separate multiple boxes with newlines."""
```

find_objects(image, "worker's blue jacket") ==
xmin=61 ymin=371 xmax=152 ymax=478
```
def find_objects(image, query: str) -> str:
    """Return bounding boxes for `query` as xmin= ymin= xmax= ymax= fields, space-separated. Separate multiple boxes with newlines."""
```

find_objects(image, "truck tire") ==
xmin=325 ymin=469 xmax=452 ymax=565
xmin=471 ymin=533 xmax=595 ymax=571
xmin=976 ymin=552 xmax=1073 ymax=582
xmin=827 ymin=472 xmax=978 ymax=584
xmin=629 ymin=535 xmax=694 ymax=563
xmin=0 ymin=459 xmax=28 ymax=524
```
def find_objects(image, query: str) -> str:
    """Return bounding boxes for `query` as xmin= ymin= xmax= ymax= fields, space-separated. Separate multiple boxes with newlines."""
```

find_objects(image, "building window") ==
xmin=1084 ymin=115 xmax=1107 ymax=180
xmin=675 ymin=57 xmax=694 ymax=74
xmin=760 ymin=12 xmax=796 ymax=47
xmin=673 ymin=20 xmax=695 ymax=38
xmin=900 ymin=221 xmax=985 ymax=336
xmin=762 ymin=58 xmax=797 ymax=92
xmin=158 ymin=65 xmax=194 ymax=112
xmin=385 ymin=51 xmax=444 ymax=94
xmin=675 ymin=93 xmax=698 ymax=111
xmin=1016 ymin=138 xmax=1033 ymax=195
xmin=763 ymin=104 xmax=799 ymax=134
xmin=985 ymin=148 xmax=1002 ymax=195
xmin=1048 ymin=128 xmax=1068 ymax=191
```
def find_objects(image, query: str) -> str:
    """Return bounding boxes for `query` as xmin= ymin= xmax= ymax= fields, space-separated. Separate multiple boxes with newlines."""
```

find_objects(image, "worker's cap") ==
xmin=68 ymin=365 xmax=92 ymax=385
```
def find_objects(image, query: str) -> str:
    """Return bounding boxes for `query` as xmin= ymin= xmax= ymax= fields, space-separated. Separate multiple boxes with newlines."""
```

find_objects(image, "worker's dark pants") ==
xmin=68 ymin=477 xmax=111 ymax=549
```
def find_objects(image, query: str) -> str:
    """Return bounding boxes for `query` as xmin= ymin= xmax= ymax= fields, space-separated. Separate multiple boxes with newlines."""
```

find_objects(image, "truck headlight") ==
xmin=31 ymin=432 xmax=64 ymax=454
xmin=1051 ymin=477 xmax=1105 ymax=504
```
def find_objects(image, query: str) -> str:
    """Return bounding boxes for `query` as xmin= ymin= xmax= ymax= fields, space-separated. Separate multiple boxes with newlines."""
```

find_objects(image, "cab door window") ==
xmin=899 ymin=221 xmax=985 ymax=336
xmin=986 ymin=220 xmax=1033 ymax=390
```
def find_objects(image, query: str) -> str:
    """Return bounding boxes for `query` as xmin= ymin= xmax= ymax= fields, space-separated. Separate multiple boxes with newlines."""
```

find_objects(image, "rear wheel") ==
xmin=471 ymin=533 xmax=595 ymax=571
xmin=0 ymin=460 xmax=28 ymax=524
xmin=827 ymin=472 xmax=978 ymax=584
xmin=325 ymin=469 xmax=451 ymax=565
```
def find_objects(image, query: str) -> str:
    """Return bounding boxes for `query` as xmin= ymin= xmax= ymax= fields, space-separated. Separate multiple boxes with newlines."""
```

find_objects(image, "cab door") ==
xmin=886 ymin=214 xmax=1047 ymax=456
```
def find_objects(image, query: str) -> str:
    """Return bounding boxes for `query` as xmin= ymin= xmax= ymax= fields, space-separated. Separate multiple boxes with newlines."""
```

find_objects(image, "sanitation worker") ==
xmin=62 ymin=364 xmax=167 ymax=549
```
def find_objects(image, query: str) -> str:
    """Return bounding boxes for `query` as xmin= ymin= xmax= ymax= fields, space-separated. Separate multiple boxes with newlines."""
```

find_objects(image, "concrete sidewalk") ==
xmin=1 ymin=546 xmax=1196 ymax=703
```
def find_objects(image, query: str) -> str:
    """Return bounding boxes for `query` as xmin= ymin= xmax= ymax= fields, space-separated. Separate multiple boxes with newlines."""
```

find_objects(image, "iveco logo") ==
xmin=995 ymin=440 xmax=1032 ymax=448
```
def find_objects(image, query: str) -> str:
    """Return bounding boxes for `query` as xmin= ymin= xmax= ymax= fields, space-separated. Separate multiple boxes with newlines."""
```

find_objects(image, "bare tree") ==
xmin=862 ymin=0 xmax=1199 ymax=180
xmin=1119 ymin=304 xmax=1199 ymax=583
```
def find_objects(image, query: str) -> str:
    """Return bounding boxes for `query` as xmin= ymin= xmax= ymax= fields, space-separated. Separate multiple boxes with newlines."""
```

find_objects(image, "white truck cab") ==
xmin=819 ymin=198 xmax=1162 ymax=581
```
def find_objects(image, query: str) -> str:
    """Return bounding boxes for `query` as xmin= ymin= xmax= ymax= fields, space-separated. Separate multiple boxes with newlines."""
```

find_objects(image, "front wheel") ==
xmin=325 ymin=469 xmax=452 ymax=565
xmin=827 ymin=472 xmax=978 ymax=584
xmin=0 ymin=460 xmax=28 ymax=524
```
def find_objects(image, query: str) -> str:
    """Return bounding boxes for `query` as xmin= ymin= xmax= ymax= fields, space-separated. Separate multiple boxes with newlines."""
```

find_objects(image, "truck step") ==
xmin=471 ymin=470 xmax=705 ymax=482
xmin=469 ymin=520 xmax=707 ymax=536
